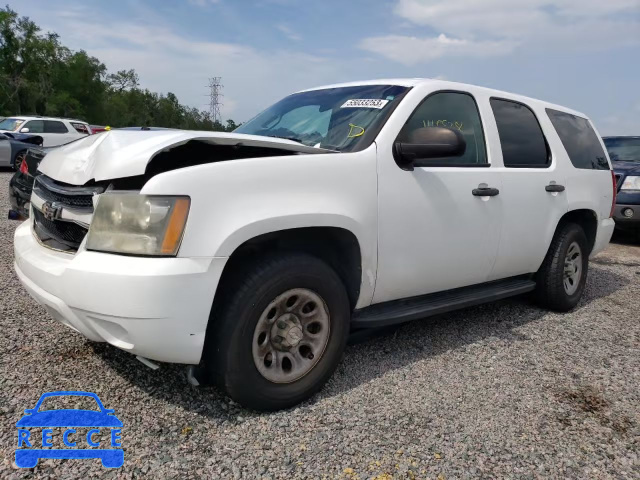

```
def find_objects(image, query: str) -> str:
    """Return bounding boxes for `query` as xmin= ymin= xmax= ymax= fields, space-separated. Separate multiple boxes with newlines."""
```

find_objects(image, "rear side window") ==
xmin=490 ymin=98 xmax=549 ymax=167
xmin=44 ymin=120 xmax=69 ymax=134
xmin=546 ymin=109 xmax=609 ymax=170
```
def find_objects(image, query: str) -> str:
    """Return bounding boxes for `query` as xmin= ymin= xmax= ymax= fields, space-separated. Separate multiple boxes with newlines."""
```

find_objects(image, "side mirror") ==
xmin=394 ymin=127 xmax=466 ymax=170
xmin=20 ymin=127 xmax=30 ymax=133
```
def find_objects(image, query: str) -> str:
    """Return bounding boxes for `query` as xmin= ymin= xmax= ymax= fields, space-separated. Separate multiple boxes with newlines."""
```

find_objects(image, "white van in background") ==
xmin=0 ymin=116 xmax=91 ymax=146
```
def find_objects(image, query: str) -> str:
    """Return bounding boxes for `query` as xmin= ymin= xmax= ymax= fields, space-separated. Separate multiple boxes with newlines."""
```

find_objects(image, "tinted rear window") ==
xmin=490 ymin=98 xmax=549 ymax=167
xmin=546 ymin=109 xmax=609 ymax=170
xmin=44 ymin=120 xmax=69 ymax=133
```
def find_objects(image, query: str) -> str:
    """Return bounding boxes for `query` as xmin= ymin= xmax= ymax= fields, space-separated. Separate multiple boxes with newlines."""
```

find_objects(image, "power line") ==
xmin=206 ymin=77 xmax=223 ymax=123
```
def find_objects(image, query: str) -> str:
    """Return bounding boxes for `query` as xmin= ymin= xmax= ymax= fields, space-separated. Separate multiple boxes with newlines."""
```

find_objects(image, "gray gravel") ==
xmin=0 ymin=169 xmax=638 ymax=479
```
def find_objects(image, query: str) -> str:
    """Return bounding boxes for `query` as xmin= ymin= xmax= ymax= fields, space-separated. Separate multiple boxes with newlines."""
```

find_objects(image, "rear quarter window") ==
xmin=546 ymin=109 xmax=609 ymax=170
xmin=44 ymin=120 xmax=69 ymax=134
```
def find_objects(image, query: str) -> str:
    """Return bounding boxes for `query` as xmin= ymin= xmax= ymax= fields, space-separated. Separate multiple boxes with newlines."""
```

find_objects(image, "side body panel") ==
xmin=141 ymin=149 xmax=379 ymax=308
xmin=372 ymin=83 xmax=503 ymax=303
xmin=484 ymin=95 xmax=570 ymax=280
xmin=0 ymin=136 xmax=11 ymax=167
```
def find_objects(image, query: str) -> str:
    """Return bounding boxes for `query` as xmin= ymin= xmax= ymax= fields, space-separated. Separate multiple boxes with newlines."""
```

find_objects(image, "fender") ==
xmin=142 ymin=147 xmax=380 ymax=307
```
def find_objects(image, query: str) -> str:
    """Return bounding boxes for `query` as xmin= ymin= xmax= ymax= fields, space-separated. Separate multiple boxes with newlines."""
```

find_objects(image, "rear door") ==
xmin=488 ymin=98 xmax=569 ymax=279
xmin=42 ymin=120 xmax=76 ymax=146
xmin=374 ymin=90 xmax=503 ymax=303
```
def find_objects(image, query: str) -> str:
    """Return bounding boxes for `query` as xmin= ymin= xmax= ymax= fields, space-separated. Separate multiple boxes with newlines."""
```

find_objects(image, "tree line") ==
xmin=0 ymin=6 xmax=239 ymax=131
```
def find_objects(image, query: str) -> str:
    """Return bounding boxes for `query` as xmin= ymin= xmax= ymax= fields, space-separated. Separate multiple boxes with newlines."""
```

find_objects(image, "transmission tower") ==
xmin=206 ymin=77 xmax=223 ymax=123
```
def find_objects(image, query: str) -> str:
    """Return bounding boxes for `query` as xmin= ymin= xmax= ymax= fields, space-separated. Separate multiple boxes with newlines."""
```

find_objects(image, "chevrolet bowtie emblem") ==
xmin=41 ymin=202 xmax=62 ymax=221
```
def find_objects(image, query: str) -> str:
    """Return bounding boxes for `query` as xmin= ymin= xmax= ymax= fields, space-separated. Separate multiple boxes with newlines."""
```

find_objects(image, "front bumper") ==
xmin=8 ymin=173 xmax=32 ymax=220
xmin=612 ymin=204 xmax=640 ymax=228
xmin=14 ymin=221 xmax=227 ymax=364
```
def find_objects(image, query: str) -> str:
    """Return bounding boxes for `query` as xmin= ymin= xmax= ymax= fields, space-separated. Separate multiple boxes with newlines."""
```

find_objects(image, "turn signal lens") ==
xmin=161 ymin=198 xmax=190 ymax=254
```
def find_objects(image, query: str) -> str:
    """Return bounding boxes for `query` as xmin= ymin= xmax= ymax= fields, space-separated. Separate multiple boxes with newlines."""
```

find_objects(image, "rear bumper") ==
xmin=591 ymin=217 xmax=615 ymax=257
xmin=14 ymin=221 xmax=227 ymax=364
xmin=612 ymin=204 xmax=640 ymax=227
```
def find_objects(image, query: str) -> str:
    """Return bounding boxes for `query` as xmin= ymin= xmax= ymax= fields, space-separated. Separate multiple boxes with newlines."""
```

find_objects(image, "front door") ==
xmin=374 ymin=91 xmax=503 ymax=304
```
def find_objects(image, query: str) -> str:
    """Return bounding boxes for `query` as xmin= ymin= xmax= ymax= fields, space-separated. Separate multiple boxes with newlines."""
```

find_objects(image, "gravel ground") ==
xmin=0 ymin=169 xmax=638 ymax=479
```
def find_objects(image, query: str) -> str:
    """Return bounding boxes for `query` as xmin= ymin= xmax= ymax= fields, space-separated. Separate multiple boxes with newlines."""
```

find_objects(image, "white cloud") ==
xmin=361 ymin=0 xmax=640 ymax=63
xmin=360 ymin=33 xmax=516 ymax=66
xmin=276 ymin=24 xmax=302 ymax=42
xmin=17 ymin=4 xmax=345 ymax=122
xmin=187 ymin=0 xmax=221 ymax=6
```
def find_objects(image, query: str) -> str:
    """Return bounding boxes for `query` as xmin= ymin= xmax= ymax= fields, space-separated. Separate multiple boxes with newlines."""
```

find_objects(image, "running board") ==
xmin=352 ymin=276 xmax=536 ymax=329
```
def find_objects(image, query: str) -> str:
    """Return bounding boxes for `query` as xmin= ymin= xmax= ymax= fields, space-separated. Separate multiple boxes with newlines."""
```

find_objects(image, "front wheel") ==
xmin=536 ymin=222 xmax=589 ymax=311
xmin=205 ymin=253 xmax=351 ymax=411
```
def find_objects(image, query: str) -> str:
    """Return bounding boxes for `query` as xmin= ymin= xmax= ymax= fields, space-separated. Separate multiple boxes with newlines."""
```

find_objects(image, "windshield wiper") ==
xmin=265 ymin=135 xmax=306 ymax=145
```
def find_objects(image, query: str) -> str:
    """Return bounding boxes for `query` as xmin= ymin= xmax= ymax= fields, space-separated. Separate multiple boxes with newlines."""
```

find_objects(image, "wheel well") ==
xmin=13 ymin=149 xmax=27 ymax=164
xmin=215 ymin=227 xmax=362 ymax=311
xmin=557 ymin=209 xmax=597 ymax=254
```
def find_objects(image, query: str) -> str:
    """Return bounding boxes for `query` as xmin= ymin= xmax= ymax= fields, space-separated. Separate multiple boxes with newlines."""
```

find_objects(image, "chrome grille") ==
xmin=33 ymin=208 xmax=88 ymax=251
xmin=31 ymin=175 xmax=103 ymax=252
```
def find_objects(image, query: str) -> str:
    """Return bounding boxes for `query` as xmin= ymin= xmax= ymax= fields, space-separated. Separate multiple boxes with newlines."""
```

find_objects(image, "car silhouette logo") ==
xmin=15 ymin=391 xmax=123 ymax=468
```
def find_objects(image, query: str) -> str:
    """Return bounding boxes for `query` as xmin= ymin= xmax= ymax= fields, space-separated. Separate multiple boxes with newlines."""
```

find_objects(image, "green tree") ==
xmin=0 ymin=6 xmax=237 ymax=131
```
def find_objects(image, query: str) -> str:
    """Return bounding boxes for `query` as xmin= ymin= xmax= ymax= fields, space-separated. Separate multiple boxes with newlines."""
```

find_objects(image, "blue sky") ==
xmin=14 ymin=0 xmax=640 ymax=134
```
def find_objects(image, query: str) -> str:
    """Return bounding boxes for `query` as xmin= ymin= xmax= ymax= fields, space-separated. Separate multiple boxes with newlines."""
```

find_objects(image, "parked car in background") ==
xmin=13 ymin=79 xmax=615 ymax=410
xmin=0 ymin=132 xmax=43 ymax=169
xmin=90 ymin=125 xmax=109 ymax=134
xmin=0 ymin=116 xmax=90 ymax=147
xmin=604 ymin=136 xmax=640 ymax=234
xmin=8 ymin=146 xmax=48 ymax=220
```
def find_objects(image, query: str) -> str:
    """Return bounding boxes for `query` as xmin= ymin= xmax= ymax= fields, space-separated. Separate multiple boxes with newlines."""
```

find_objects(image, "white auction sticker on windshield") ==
xmin=341 ymin=99 xmax=389 ymax=109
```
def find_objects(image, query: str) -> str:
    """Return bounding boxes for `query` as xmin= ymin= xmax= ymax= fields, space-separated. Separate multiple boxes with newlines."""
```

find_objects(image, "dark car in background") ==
xmin=604 ymin=136 xmax=640 ymax=234
xmin=8 ymin=146 xmax=48 ymax=220
xmin=0 ymin=132 xmax=44 ymax=169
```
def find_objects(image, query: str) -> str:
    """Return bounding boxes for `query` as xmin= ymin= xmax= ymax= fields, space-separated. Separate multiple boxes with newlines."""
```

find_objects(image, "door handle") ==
xmin=472 ymin=187 xmax=500 ymax=197
xmin=545 ymin=184 xmax=565 ymax=192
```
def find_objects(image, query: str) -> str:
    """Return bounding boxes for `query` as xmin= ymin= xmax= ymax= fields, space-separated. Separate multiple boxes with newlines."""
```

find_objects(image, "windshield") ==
xmin=0 ymin=118 xmax=25 ymax=131
xmin=604 ymin=137 xmax=640 ymax=162
xmin=235 ymin=85 xmax=410 ymax=152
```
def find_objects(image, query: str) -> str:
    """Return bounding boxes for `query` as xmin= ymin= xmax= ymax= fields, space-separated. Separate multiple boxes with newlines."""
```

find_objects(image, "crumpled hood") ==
xmin=38 ymin=130 xmax=333 ymax=185
xmin=613 ymin=161 xmax=640 ymax=176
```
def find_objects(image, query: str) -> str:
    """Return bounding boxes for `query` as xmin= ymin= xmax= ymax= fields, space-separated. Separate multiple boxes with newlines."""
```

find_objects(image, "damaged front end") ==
xmin=29 ymin=131 xmax=333 ymax=253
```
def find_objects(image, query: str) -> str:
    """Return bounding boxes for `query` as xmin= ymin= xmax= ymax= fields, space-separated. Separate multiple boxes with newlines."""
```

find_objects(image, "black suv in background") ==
xmin=604 ymin=136 xmax=640 ymax=234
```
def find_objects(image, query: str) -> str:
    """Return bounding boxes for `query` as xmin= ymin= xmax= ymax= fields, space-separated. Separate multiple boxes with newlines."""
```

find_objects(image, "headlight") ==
xmin=620 ymin=175 xmax=640 ymax=191
xmin=86 ymin=193 xmax=190 ymax=256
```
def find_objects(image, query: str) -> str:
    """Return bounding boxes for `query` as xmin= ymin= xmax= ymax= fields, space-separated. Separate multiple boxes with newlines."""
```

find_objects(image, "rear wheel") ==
xmin=536 ymin=223 xmax=589 ymax=311
xmin=205 ymin=253 xmax=350 ymax=411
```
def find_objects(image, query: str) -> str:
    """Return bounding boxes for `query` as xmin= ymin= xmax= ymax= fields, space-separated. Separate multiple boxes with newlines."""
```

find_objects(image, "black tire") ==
xmin=204 ymin=253 xmax=350 ymax=411
xmin=535 ymin=222 xmax=589 ymax=311
xmin=13 ymin=150 xmax=27 ymax=171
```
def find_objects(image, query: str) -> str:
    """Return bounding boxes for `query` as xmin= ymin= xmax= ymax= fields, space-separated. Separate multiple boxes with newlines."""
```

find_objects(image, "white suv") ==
xmin=0 ymin=116 xmax=90 ymax=147
xmin=14 ymin=79 xmax=616 ymax=410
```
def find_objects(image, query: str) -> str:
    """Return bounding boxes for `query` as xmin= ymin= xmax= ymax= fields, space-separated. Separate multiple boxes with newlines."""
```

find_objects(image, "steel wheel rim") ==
xmin=14 ymin=152 xmax=26 ymax=171
xmin=563 ymin=241 xmax=582 ymax=295
xmin=252 ymin=288 xmax=330 ymax=383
